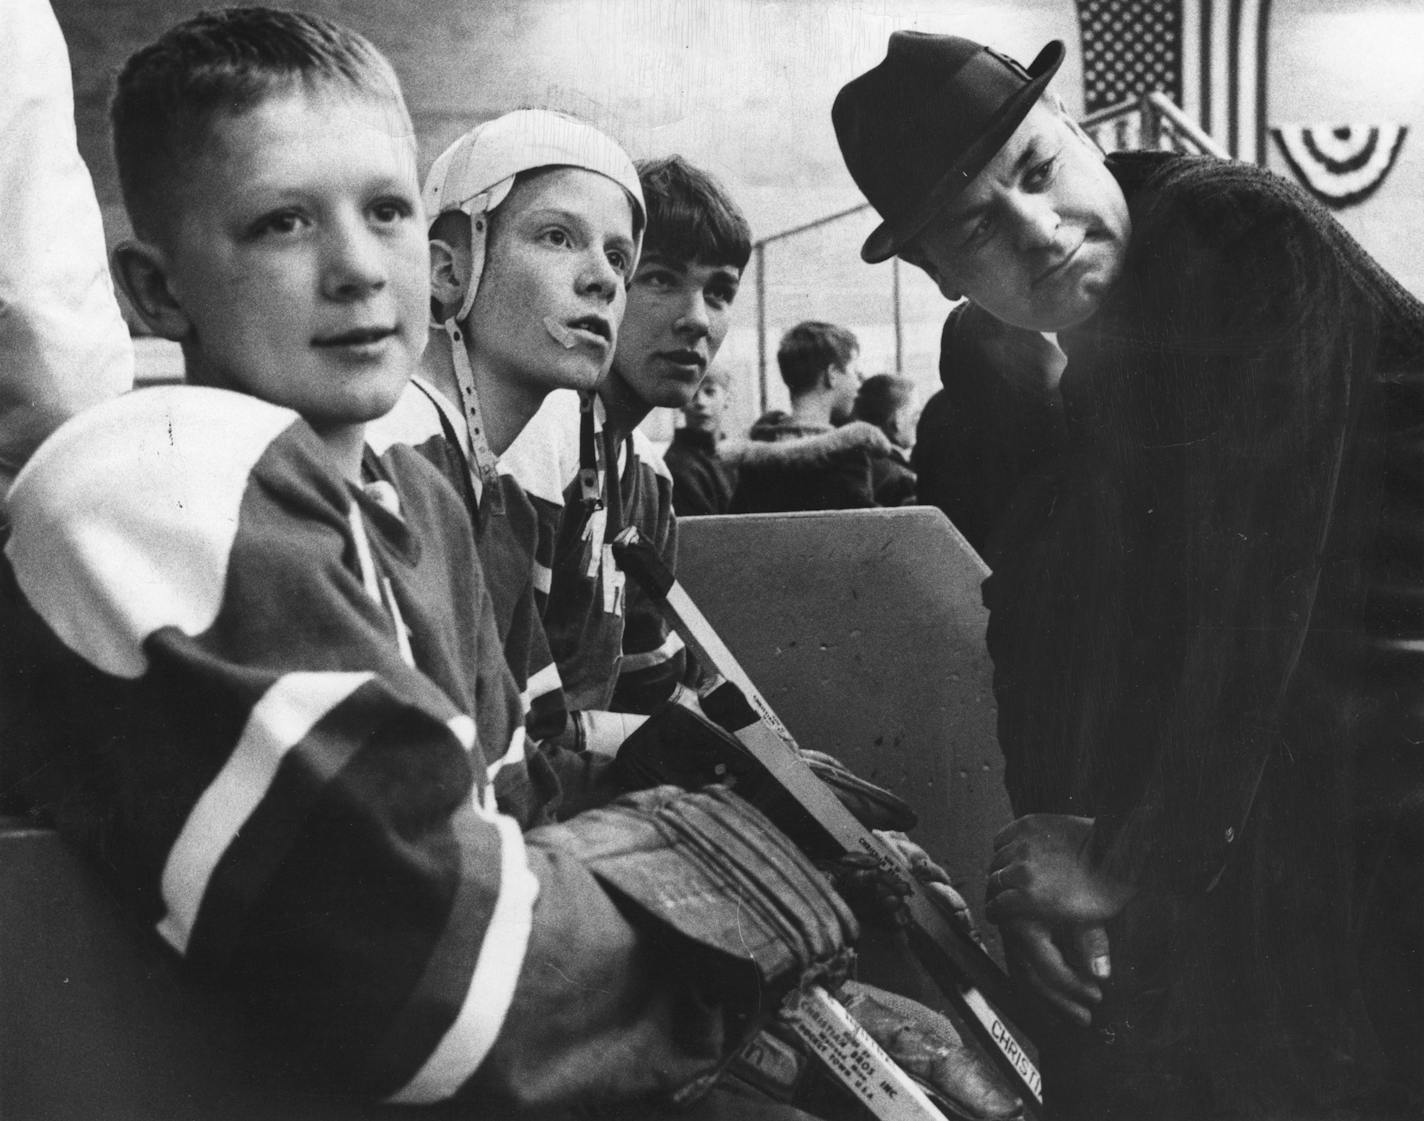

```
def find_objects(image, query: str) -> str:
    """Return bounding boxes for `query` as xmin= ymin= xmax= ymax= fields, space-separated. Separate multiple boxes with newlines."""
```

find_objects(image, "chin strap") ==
xmin=578 ymin=389 xmax=606 ymax=514
xmin=443 ymin=316 xmax=504 ymax=516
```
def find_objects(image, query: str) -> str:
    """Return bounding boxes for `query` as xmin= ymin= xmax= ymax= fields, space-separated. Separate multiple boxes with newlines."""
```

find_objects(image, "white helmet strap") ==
xmin=442 ymin=315 xmax=504 ymax=514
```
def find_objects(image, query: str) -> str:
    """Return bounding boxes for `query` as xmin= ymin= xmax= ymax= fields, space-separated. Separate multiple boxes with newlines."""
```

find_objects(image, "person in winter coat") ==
xmin=850 ymin=373 xmax=920 ymax=507
xmin=730 ymin=321 xmax=900 ymax=513
xmin=837 ymin=29 xmax=1424 ymax=1120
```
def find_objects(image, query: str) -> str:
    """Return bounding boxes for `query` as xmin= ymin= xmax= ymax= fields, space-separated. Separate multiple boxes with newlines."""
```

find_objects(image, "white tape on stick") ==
xmin=782 ymin=986 xmax=950 ymax=1121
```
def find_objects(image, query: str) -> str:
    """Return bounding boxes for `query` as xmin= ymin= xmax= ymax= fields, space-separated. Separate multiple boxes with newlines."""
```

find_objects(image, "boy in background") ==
xmin=0 ymin=10 xmax=868 ymax=1114
xmin=728 ymin=321 xmax=897 ymax=513
xmin=664 ymin=364 xmax=737 ymax=517
xmin=850 ymin=372 xmax=920 ymax=506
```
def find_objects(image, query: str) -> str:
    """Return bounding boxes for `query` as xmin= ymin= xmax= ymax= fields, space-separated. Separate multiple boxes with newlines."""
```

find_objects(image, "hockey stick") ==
xmin=612 ymin=525 xmax=1046 ymax=1115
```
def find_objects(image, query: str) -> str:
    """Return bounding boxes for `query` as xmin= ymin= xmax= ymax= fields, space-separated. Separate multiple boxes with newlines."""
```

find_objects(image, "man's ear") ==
xmin=111 ymin=239 xmax=191 ymax=342
xmin=429 ymin=236 xmax=470 ymax=323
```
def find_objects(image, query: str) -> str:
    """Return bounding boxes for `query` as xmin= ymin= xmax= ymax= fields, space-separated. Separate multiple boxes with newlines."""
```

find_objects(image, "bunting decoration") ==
xmin=1270 ymin=125 xmax=1408 ymax=209
xmin=1076 ymin=0 xmax=1272 ymax=162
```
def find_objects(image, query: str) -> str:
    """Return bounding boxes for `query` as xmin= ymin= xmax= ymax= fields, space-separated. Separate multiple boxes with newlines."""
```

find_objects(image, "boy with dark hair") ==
xmin=774 ymin=319 xmax=862 ymax=407
xmin=729 ymin=320 xmax=898 ymax=513
xmin=853 ymin=373 xmax=919 ymax=450
xmin=851 ymin=373 xmax=919 ymax=506
xmin=627 ymin=157 xmax=749 ymax=524
xmin=0 ymin=10 xmax=867 ymax=1114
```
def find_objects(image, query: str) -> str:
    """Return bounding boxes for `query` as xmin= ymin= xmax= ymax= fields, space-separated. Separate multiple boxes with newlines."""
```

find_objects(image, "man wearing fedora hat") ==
xmin=836 ymin=30 xmax=1424 ymax=1121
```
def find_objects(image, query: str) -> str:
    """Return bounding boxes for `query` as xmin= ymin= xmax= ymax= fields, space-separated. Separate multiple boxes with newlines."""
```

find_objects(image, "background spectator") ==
xmin=664 ymin=366 xmax=738 ymax=516
xmin=851 ymin=372 xmax=919 ymax=506
xmin=728 ymin=320 xmax=895 ymax=512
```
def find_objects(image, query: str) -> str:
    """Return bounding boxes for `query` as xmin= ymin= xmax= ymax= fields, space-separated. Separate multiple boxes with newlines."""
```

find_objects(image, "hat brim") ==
xmin=861 ymin=40 xmax=1066 ymax=264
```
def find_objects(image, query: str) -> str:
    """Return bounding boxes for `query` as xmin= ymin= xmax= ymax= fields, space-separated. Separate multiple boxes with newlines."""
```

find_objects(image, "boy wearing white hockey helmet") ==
xmin=369 ymin=109 xmax=642 ymax=747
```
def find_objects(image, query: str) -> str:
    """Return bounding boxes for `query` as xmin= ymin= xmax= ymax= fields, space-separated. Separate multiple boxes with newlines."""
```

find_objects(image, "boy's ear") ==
xmin=111 ymin=239 xmax=192 ymax=342
xmin=429 ymin=236 xmax=471 ymax=323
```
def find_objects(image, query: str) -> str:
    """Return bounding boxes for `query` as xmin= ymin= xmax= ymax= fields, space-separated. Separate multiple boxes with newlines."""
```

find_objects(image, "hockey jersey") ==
xmin=0 ymin=386 xmax=855 ymax=1112
xmin=502 ymin=389 xmax=686 ymax=727
xmin=366 ymin=377 xmax=565 ymax=739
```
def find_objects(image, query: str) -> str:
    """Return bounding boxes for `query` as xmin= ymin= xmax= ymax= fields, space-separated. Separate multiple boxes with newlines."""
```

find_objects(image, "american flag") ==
xmin=1076 ymin=0 xmax=1272 ymax=163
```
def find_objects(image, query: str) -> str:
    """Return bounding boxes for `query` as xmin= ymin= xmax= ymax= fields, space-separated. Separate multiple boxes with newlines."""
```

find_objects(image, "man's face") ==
xmin=904 ymin=100 xmax=1130 ymax=332
xmin=611 ymin=252 xmax=741 ymax=409
xmin=160 ymin=88 xmax=429 ymax=433
xmin=682 ymin=376 xmax=729 ymax=433
xmin=829 ymin=350 xmax=862 ymax=424
xmin=467 ymin=167 xmax=636 ymax=397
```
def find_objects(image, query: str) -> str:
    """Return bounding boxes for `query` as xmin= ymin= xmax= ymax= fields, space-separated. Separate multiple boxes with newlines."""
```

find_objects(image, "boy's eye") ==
xmin=606 ymin=248 xmax=632 ymax=277
xmin=634 ymin=267 xmax=677 ymax=291
xmin=251 ymin=210 xmax=308 ymax=238
xmin=370 ymin=197 xmax=415 ymax=225
xmin=540 ymin=228 xmax=573 ymax=249
xmin=707 ymin=281 xmax=739 ymax=308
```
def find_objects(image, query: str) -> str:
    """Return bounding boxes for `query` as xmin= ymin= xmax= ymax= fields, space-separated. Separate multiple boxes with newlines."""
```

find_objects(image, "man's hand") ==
xmin=985 ymin=814 xmax=1132 ymax=927
xmin=997 ymin=918 xmax=1109 ymax=1026
xmin=985 ymin=815 xmax=1132 ymax=1023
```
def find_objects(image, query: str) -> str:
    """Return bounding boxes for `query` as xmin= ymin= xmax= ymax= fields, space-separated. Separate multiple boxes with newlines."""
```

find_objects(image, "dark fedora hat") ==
xmin=833 ymin=33 xmax=1065 ymax=263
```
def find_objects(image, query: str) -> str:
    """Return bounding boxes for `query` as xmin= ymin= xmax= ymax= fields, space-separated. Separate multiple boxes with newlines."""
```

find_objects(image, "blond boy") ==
xmin=1 ymin=9 xmax=860 ymax=1114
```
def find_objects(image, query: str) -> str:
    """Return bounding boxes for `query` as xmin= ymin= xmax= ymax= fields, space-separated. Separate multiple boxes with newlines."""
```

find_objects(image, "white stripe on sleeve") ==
xmin=518 ymin=661 xmax=563 ymax=714
xmin=383 ymin=809 xmax=539 ymax=1103
xmin=484 ymin=726 xmax=528 ymax=784
xmin=156 ymin=671 xmax=373 ymax=954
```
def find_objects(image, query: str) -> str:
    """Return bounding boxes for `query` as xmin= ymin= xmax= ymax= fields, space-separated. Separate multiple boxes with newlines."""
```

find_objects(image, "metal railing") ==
xmin=1081 ymin=90 xmax=1229 ymax=159
xmin=751 ymin=202 xmax=880 ymax=409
